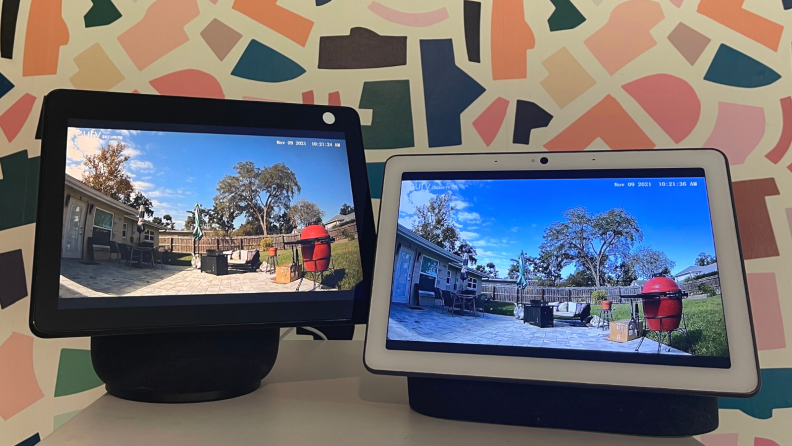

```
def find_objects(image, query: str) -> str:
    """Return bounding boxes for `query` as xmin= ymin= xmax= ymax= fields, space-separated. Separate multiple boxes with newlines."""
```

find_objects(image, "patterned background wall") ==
xmin=1 ymin=0 xmax=791 ymax=444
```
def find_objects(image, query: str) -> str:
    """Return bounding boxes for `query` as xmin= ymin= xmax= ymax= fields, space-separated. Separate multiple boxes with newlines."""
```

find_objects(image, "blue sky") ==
xmin=398 ymin=178 xmax=716 ymax=277
xmin=67 ymin=127 xmax=353 ymax=228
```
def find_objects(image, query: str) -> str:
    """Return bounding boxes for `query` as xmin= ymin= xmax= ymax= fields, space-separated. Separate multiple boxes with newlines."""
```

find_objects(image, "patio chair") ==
xmin=432 ymin=288 xmax=444 ymax=307
xmin=151 ymin=247 xmax=165 ymax=270
xmin=109 ymin=241 xmax=120 ymax=262
xmin=118 ymin=244 xmax=137 ymax=267
xmin=472 ymin=293 xmax=487 ymax=318
xmin=441 ymin=290 xmax=463 ymax=315
xmin=244 ymin=249 xmax=261 ymax=272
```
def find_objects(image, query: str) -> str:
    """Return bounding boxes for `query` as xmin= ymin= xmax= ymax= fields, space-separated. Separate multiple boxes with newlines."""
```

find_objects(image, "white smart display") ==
xmin=365 ymin=150 xmax=759 ymax=396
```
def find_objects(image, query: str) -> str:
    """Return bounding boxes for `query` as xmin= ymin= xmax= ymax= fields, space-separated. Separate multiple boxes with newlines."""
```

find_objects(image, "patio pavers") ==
xmin=388 ymin=303 xmax=688 ymax=355
xmin=59 ymin=258 xmax=323 ymax=297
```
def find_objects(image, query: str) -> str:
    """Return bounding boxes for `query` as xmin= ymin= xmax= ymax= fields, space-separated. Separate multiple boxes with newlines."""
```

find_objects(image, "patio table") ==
xmin=130 ymin=246 xmax=155 ymax=269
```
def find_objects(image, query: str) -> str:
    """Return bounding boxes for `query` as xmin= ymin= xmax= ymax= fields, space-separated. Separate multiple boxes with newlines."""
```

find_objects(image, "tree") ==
xmin=290 ymin=199 xmax=325 ymax=228
xmin=162 ymin=214 xmax=175 ymax=230
xmin=152 ymin=216 xmax=163 ymax=225
xmin=563 ymin=269 xmax=596 ymax=287
xmin=475 ymin=265 xmax=486 ymax=273
xmin=610 ymin=261 xmax=638 ymax=286
xmin=526 ymin=247 xmax=572 ymax=286
xmin=542 ymin=207 xmax=642 ymax=287
xmin=486 ymin=262 xmax=499 ymax=279
xmin=631 ymin=246 xmax=676 ymax=279
xmin=215 ymin=162 xmax=300 ymax=236
xmin=81 ymin=142 xmax=134 ymax=201
xmin=412 ymin=193 xmax=459 ymax=251
xmin=339 ymin=203 xmax=354 ymax=215
xmin=184 ymin=213 xmax=195 ymax=231
xmin=695 ymin=252 xmax=717 ymax=266
xmin=453 ymin=240 xmax=478 ymax=265
xmin=124 ymin=191 xmax=154 ymax=218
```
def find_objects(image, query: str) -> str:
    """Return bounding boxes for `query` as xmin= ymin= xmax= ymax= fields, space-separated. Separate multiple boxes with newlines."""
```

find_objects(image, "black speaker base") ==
xmin=91 ymin=328 xmax=280 ymax=404
xmin=407 ymin=377 xmax=718 ymax=437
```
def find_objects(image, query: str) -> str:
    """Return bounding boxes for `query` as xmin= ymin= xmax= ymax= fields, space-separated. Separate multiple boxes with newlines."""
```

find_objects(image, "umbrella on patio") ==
xmin=136 ymin=205 xmax=145 ymax=237
xmin=192 ymin=203 xmax=204 ymax=242
xmin=514 ymin=251 xmax=527 ymax=319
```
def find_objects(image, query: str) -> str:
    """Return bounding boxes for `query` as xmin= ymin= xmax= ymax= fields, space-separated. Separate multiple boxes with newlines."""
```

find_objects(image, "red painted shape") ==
xmin=767 ymin=97 xmax=792 ymax=164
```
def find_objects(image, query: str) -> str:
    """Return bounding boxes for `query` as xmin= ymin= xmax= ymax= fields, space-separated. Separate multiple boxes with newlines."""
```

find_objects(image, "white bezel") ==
xmin=365 ymin=150 xmax=759 ymax=396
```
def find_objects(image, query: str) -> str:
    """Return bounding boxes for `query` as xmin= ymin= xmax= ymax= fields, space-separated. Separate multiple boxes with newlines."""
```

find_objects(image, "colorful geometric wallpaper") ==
xmin=1 ymin=0 xmax=792 ymax=444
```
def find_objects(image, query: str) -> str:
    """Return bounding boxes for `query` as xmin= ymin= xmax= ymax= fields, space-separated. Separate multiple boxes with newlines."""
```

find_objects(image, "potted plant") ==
xmin=260 ymin=238 xmax=277 ymax=257
xmin=591 ymin=289 xmax=611 ymax=310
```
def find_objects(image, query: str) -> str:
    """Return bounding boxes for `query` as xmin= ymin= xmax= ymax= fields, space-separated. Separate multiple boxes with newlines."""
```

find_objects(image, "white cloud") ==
xmin=132 ymin=180 xmax=154 ymax=191
xmin=67 ymin=129 xmax=104 ymax=162
xmin=124 ymin=147 xmax=142 ymax=158
xmin=511 ymin=227 xmax=520 ymax=232
xmin=451 ymin=200 xmax=469 ymax=210
xmin=129 ymin=160 xmax=154 ymax=171
xmin=457 ymin=211 xmax=481 ymax=223
xmin=66 ymin=163 xmax=86 ymax=179
xmin=459 ymin=231 xmax=479 ymax=240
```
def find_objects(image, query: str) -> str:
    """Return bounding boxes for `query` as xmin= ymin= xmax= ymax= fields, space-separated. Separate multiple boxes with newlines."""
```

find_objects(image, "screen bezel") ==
xmin=31 ymin=90 xmax=376 ymax=337
xmin=365 ymin=150 xmax=760 ymax=397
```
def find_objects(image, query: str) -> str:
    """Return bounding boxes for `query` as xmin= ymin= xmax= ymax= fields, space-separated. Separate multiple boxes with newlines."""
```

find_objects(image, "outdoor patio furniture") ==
xmin=441 ymin=290 xmax=464 ymax=315
xmin=553 ymin=302 xmax=591 ymax=324
xmin=151 ymin=247 xmax=165 ymax=270
xmin=597 ymin=308 xmax=615 ymax=330
xmin=472 ymin=293 xmax=487 ymax=318
xmin=118 ymin=243 xmax=132 ymax=266
xmin=109 ymin=241 xmax=120 ymax=261
xmin=432 ymin=288 xmax=444 ymax=307
xmin=201 ymin=252 xmax=228 ymax=275
xmin=524 ymin=303 xmax=554 ymax=327
xmin=265 ymin=251 xmax=278 ymax=274
xmin=130 ymin=246 xmax=155 ymax=269
xmin=244 ymin=249 xmax=262 ymax=272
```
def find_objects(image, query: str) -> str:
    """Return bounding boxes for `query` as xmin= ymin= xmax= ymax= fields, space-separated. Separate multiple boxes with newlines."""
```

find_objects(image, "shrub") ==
xmin=259 ymin=238 xmax=274 ymax=250
xmin=591 ymin=289 xmax=609 ymax=305
xmin=700 ymin=283 xmax=717 ymax=297
xmin=341 ymin=228 xmax=356 ymax=241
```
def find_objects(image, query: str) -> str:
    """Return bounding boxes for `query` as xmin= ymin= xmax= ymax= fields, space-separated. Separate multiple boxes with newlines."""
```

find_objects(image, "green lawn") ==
xmin=484 ymin=296 xmax=728 ymax=357
xmin=272 ymin=239 xmax=363 ymax=291
xmin=164 ymin=240 xmax=363 ymax=291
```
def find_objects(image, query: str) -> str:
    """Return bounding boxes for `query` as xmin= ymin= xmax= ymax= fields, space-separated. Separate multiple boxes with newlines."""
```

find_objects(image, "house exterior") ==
xmin=392 ymin=224 xmax=487 ymax=306
xmin=673 ymin=262 xmax=718 ymax=282
xmin=325 ymin=213 xmax=355 ymax=228
xmin=62 ymin=174 xmax=168 ymax=260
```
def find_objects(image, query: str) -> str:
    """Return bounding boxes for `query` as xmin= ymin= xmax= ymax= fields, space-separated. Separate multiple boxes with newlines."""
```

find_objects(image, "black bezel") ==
xmin=30 ymin=89 xmax=376 ymax=337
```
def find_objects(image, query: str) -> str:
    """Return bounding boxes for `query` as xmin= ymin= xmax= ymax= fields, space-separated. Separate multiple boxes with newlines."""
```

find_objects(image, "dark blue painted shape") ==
xmin=231 ymin=40 xmax=306 ymax=83
xmin=0 ymin=70 xmax=13 ymax=99
xmin=316 ymin=0 xmax=332 ymax=5
xmin=366 ymin=162 xmax=385 ymax=199
xmin=420 ymin=39 xmax=485 ymax=147
xmin=719 ymin=368 xmax=792 ymax=419
xmin=704 ymin=44 xmax=780 ymax=88
xmin=15 ymin=433 xmax=41 ymax=446
xmin=783 ymin=0 xmax=792 ymax=10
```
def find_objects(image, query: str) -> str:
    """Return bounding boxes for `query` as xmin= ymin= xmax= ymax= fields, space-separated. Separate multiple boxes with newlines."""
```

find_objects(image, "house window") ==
xmin=446 ymin=270 xmax=451 ymax=285
xmin=122 ymin=223 xmax=127 ymax=238
xmin=467 ymin=277 xmax=478 ymax=290
xmin=143 ymin=229 xmax=155 ymax=243
xmin=92 ymin=208 xmax=113 ymax=245
xmin=420 ymin=256 xmax=438 ymax=277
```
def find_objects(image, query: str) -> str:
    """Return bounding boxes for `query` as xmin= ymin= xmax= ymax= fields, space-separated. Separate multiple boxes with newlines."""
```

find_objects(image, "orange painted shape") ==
xmin=544 ymin=95 xmax=655 ymax=151
xmin=584 ymin=0 xmax=664 ymax=75
xmin=0 ymin=333 xmax=44 ymax=420
xmin=117 ymin=0 xmax=200 ymax=71
xmin=490 ymin=0 xmax=535 ymax=80
xmin=697 ymin=0 xmax=782 ymax=52
xmin=0 ymin=94 xmax=36 ymax=142
xmin=233 ymin=0 xmax=314 ymax=48
xmin=23 ymin=0 xmax=69 ymax=76
xmin=302 ymin=90 xmax=315 ymax=104
xmin=149 ymin=70 xmax=224 ymax=99
xmin=328 ymin=91 xmax=341 ymax=106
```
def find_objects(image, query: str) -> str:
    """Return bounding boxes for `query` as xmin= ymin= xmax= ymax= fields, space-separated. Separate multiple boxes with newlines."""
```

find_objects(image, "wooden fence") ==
xmin=480 ymin=276 xmax=720 ymax=304
xmin=159 ymin=225 xmax=358 ymax=254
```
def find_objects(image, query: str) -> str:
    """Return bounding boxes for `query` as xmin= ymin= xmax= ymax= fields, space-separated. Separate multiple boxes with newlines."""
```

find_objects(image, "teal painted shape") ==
xmin=53 ymin=409 xmax=82 ymax=430
xmin=0 ymin=150 xmax=39 ymax=231
xmin=366 ymin=162 xmax=385 ymax=199
xmin=54 ymin=349 xmax=104 ymax=397
xmin=231 ymin=40 xmax=306 ymax=83
xmin=704 ymin=44 xmax=780 ymax=88
xmin=359 ymin=80 xmax=414 ymax=150
xmin=0 ymin=71 xmax=14 ymax=99
xmin=84 ymin=0 xmax=122 ymax=28
xmin=548 ymin=0 xmax=586 ymax=31
xmin=719 ymin=368 xmax=792 ymax=419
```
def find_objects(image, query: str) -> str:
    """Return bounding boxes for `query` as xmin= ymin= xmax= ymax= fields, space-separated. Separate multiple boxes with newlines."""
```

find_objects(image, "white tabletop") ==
xmin=41 ymin=339 xmax=702 ymax=446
